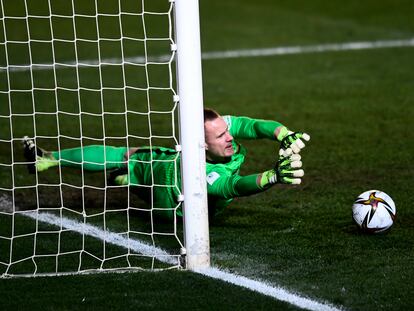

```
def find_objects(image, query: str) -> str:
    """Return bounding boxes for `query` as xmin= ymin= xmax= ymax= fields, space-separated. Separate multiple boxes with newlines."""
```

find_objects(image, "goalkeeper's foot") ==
xmin=108 ymin=168 xmax=129 ymax=186
xmin=22 ymin=136 xmax=56 ymax=173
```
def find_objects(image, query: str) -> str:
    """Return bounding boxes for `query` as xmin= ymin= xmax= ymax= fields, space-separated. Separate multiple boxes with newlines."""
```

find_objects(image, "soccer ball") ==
xmin=352 ymin=190 xmax=396 ymax=234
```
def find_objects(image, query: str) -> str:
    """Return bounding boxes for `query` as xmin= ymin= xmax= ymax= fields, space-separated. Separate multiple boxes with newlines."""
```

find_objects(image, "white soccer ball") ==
xmin=352 ymin=190 xmax=396 ymax=234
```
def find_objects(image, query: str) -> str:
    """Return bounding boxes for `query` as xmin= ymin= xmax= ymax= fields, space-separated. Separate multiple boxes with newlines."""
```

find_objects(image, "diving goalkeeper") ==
xmin=23 ymin=108 xmax=310 ymax=219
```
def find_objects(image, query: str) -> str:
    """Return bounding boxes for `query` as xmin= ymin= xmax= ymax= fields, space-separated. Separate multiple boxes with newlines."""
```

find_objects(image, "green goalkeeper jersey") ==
xmin=127 ymin=115 xmax=281 ymax=218
xmin=205 ymin=140 xmax=246 ymax=216
xmin=49 ymin=115 xmax=281 ymax=219
xmin=205 ymin=115 xmax=281 ymax=216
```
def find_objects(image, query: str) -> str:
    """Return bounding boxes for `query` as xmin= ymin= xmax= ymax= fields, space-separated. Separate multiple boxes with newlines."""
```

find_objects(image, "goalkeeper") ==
xmin=23 ymin=108 xmax=310 ymax=219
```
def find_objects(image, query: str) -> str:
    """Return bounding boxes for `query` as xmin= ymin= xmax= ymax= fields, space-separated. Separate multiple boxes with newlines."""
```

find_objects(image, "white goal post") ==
xmin=0 ymin=0 xmax=209 ymax=277
xmin=175 ymin=0 xmax=210 ymax=270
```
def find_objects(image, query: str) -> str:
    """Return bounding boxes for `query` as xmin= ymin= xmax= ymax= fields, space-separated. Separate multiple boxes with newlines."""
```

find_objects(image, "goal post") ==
xmin=175 ymin=0 xmax=210 ymax=270
xmin=0 ymin=0 xmax=209 ymax=277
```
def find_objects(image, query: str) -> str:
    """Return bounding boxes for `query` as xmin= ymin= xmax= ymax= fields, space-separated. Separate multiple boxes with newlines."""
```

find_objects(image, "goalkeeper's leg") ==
xmin=53 ymin=145 xmax=128 ymax=171
xmin=22 ymin=137 xmax=128 ymax=173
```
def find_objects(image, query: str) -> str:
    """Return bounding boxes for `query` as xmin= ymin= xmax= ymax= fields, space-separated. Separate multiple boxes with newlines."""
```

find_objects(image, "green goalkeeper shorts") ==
xmin=128 ymin=147 xmax=182 ymax=220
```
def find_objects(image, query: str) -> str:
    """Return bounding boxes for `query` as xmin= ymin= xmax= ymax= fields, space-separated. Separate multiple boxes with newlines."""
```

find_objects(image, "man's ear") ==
xmin=204 ymin=143 xmax=209 ymax=150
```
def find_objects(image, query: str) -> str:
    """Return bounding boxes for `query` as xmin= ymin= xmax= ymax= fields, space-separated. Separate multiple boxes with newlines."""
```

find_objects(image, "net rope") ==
xmin=0 ymin=0 xmax=184 ymax=277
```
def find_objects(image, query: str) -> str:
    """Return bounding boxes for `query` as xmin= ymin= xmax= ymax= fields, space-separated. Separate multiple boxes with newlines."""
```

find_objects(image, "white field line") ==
xmin=17 ymin=210 xmax=342 ymax=311
xmin=4 ymin=38 xmax=414 ymax=72
xmin=196 ymin=267 xmax=342 ymax=311
xmin=201 ymin=38 xmax=414 ymax=60
xmin=24 ymin=211 xmax=179 ymax=265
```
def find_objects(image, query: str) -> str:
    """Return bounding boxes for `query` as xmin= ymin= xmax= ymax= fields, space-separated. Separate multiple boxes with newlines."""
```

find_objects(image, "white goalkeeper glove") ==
xmin=277 ymin=127 xmax=310 ymax=157
xmin=260 ymin=154 xmax=304 ymax=188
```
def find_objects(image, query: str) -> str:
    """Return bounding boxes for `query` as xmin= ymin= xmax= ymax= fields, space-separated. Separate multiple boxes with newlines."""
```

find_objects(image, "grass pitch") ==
xmin=1 ymin=0 xmax=414 ymax=310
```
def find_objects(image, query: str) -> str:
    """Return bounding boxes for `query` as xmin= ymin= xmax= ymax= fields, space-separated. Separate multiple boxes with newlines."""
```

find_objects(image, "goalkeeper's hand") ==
xmin=277 ymin=127 xmax=310 ymax=157
xmin=259 ymin=154 xmax=304 ymax=189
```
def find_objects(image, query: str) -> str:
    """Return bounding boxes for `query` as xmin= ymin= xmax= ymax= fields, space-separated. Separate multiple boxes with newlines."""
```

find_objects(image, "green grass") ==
xmin=1 ymin=0 xmax=414 ymax=310
xmin=2 ymin=271 xmax=301 ymax=311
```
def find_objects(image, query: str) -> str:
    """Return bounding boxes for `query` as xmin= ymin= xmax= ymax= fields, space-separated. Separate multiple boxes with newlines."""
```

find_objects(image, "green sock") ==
xmin=50 ymin=145 xmax=129 ymax=171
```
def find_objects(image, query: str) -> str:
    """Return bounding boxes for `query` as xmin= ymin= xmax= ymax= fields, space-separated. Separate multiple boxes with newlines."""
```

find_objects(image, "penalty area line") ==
xmin=18 ymin=210 xmax=343 ymax=311
xmin=4 ymin=38 xmax=414 ymax=72
xmin=201 ymin=37 xmax=414 ymax=60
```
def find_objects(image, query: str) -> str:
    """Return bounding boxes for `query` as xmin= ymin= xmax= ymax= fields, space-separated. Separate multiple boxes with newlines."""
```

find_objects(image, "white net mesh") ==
xmin=0 ymin=0 xmax=185 ymax=277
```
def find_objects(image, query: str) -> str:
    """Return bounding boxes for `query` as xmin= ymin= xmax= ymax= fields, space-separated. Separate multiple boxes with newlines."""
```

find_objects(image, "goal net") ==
xmin=0 ymin=0 xmax=208 ymax=277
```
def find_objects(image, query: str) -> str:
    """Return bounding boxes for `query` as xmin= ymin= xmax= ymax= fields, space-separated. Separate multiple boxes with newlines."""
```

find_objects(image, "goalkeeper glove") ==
xmin=259 ymin=154 xmax=304 ymax=189
xmin=277 ymin=127 xmax=310 ymax=157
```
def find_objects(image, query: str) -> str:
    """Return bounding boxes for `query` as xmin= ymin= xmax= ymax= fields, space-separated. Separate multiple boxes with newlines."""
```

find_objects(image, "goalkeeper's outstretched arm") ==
xmin=224 ymin=115 xmax=310 ymax=156
xmin=208 ymin=153 xmax=304 ymax=199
